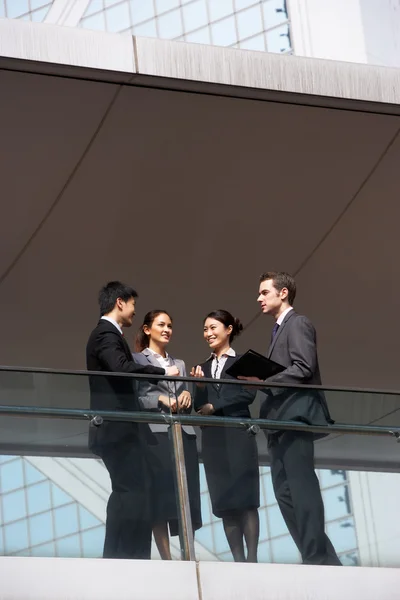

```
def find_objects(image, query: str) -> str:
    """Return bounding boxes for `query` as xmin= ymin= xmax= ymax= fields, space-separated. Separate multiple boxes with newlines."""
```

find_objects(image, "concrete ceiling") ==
xmin=1 ymin=64 xmax=400 ymax=468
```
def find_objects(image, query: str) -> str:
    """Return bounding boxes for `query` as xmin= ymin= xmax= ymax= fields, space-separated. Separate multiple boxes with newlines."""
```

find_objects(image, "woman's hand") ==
xmin=190 ymin=365 xmax=205 ymax=387
xmin=197 ymin=403 xmax=215 ymax=416
xmin=158 ymin=394 xmax=177 ymax=413
xmin=177 ymin=391 xmax=192 ymax=410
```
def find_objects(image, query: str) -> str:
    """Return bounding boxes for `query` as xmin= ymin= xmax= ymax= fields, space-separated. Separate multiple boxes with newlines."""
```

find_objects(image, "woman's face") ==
xmin=144 ymin=313 xmax=173 ymax=346
xmin=203 ymin=318 xmax=232 ymax=351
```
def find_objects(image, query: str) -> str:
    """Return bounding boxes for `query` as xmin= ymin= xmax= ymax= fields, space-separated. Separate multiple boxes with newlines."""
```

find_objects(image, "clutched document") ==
xmin=225 ymin=349 xmax=285 ymax=380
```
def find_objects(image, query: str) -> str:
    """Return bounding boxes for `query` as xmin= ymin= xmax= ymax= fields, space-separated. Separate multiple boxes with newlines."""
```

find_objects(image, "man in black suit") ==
xmin=243 ymin=272 xmax=341 ymax=565
xmin=86 ymin=281 xmax=179 ymax=559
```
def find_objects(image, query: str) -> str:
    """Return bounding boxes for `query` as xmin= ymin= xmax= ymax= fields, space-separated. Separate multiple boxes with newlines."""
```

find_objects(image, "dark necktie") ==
xmin=271 ymin=323 xmax=280 ymax=343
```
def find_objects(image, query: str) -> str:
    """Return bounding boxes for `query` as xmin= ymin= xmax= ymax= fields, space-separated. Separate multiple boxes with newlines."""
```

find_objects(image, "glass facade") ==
xmin=0 ymin=454 xmax=357 ymax=564
xmin=78 ymin=0 xmax=292 ymax=53
xmin=0 ymin=0 xmax=52 ymax=22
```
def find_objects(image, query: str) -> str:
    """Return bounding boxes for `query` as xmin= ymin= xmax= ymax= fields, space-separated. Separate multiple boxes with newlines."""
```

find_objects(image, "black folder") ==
xmin=225 ymin=349 xmax=285 ymax=380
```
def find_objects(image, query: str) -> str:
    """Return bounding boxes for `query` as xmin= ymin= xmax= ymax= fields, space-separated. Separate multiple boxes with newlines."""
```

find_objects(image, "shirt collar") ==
xmin=209 ymin=347 xmax=236 ymax=361
xmin=101 ymin=316 xmax=123 ymax=335
xmin=147 ymin=346 xmax=169 ymax=360
xmin=276 ymin=306 xmax=294 ymax=326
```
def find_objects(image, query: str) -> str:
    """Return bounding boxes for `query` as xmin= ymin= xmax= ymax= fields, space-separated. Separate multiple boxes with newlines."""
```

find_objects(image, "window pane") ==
xmin=266 ymin=23 xmax=291 ymax=53
xmin=30 ymin=0 xmax=49 ymax=9
xmin=31 ymin=541 xmax=56 ymax=557
xmin=24 ymin=462 xmax=46 ymax=486
xmin=79 ymin=506 xmax=101 ymax=530
xmin=258 ymin=540 xmax=272 ymax=562
xmin=4 ymin=520 xmax=29 ymax=553
xmin=133 ymin=19 xmax=157 ymax=37
xmin=83 ymin=0 xmax=103 ymax=16
xmin=271 ymin=534 xmax=301 ymax=564
xmin=29 ymin=511 xmax=53 ymax=546
xmin=235 ymin=0 xmax=257 ymax=9
xmin=158 ymin=8 xmax=183 ymax=38
xmin=263 ymin=0 xmax=289 ymax=29
xmin=268 ymin=503 xmax=288 ymax=538
xmin=1 ymin=459 xmax=24 ymax=493
xmin=80 ymin=13 xmax=107 ymax=32
xmin=323 ymin=484 xmax=352 ymax=522
xmin=104 ymin=0 xmax=121 ymax=6
xmin=186 ymin=27 xmax=211 ymax=44
xmin=237 ymin=5 xmax=262 ymax=39
xmin=183 ymin=0 xmax=208 ymax=32
xmin=130 ymin=0 xmax=155 ymax=24
xmin=211 ymin=16 xmax=236 ymax=46
xmin=318 ymin=469 xmax=347 ymax=488
xmin=240 ymin=33 xmax=265 ymax=51
xmin=208 ymin=0 xmax=233 ymax=22
xmin=6 ymin=0 xmax=29 ymax=19
xmin=105 ymin=3 xmax=131 ymax=32
xmin=326 ymin=518 xmax=357 ymax=554
xmin=51 ymin=484 xmax=72 ymax=508
xmin=2 ymin=490 xmax=26 ymax=523
xmin=54 ymin=504 xmax=79 ymax=538
xmin=0 ymin=2 xmax=5 ymax=18
xmin=27 ymin=481 xmax=52 ymax=515
xmin=56 ymin=534 xmax=81 ymax=558
xmin=155 ymin=0 xmax=180 ymax=13
xmin=31 ymin=7 xmax=50 ymax=23
xmin=81 ymin=526 xmax=105 ymax=557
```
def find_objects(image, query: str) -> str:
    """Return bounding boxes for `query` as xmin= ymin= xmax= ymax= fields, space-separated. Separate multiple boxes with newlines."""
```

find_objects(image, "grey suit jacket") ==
xmin=261 ymin=310 xmax=333 ymax=432
xmin=131 ymin=349 xmax=196 ymax=436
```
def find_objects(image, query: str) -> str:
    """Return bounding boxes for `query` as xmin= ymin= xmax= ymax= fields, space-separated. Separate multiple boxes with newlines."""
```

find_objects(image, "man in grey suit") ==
xmin=244 ymin=272 xmax=341 ymax=565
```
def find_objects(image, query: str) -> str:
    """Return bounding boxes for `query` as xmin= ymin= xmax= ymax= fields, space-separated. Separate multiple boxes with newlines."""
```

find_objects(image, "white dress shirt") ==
xmin=101 ymin=316 xmax=123 ymax=335
xmin=276 ymin=306 xmax=294 ymax=326
xmin=211 ymin=347 xmax=236 ymax=380
xmin=147 ymin=346 xmax=171 ymax=371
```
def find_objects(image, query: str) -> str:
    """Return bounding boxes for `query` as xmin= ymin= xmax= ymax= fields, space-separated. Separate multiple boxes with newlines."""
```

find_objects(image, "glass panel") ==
xmin=80 ymin=13 xmax=107 ymax=32
xmin=211 ymin=16 xmax=237 ymax=46
xmin=208 ymin=0 xmax=234 ymax=22
xmin=236 ymin=5 xmax=263 ymax=40
xmin=83 ymin=0 xmax=103 ymax=17
xmin=130 ymin=0 xmax=155 ymax=24
xmin=0 ymin=2 xmax=5 ymax=18
xmin=30 ymin=0 xmax=49 ymax=9
xmin=158 ymin=8 xmax=183 ymax=39
xmin=266 ymin=22 xmax=291 ymax=53
xmin=105 ymin=2 xmax=131 ymax=32
xmin=263 ymin=0 xmax=289 ymax=29
xmin=155 ymin=0 xmax=180 ymax=14
xmin=31 ymin=7 xmax=50 ymax=22
xmin=186 ymin=27 xmax=211 ymax=45
xmin=240 ymin=34 xmax=266 ymax=51
xmin=133 ymin=19 xmax=157 ymax=37
xmin=235 ymin=0 xmax=258 ymax=9
xmin=5 ymin=0 xmax=29 ymax=19
xmin=182 ymin=0 xmax=208 ymax=33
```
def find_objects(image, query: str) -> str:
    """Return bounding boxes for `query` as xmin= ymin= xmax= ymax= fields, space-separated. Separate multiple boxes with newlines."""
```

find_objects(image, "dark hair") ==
xmin=259 ymin=271 xmax=296 ymax=305
xmin=204 ymin=310 xmax=243 ymax=343
xmin=135 ymin=310 xmax=173 ymax=352
xmin=98 ymin=281 xmax=138 ymax=316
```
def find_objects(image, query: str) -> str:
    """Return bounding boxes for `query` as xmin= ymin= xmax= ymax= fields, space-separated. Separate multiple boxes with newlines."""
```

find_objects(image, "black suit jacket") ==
xmin=260 ymin=310 xmax=333 ymax=431
xmin=194 ymin=355 xmax=256 ymax=418
xmin=86 ymin=319 xmax=165 ymax=452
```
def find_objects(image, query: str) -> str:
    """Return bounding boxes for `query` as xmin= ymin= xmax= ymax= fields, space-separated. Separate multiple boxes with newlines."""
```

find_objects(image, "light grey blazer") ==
xmin=131 ymin=349 xmax=196 ymax=436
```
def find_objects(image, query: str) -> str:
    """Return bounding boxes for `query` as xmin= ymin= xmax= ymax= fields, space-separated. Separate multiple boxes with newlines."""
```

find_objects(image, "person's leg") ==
xmin=241 ymin=508 xmax=259 ymax=562
xmin=152 ymin=522 xmax=172 ymax=560
xmin=281 ymin=432 xmax=341 ymax=566
xmin=222 ymin=514 xmax=246 ymax=562
xmin=101 ymin=432 xmax=152 ymax=559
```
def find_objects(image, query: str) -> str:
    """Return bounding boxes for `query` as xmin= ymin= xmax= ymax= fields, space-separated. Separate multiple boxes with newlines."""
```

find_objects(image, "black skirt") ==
xmin=201 ymin=426 xmax=260 ymax=518
xmin=147 ymin=429 xmax=202 ymax=537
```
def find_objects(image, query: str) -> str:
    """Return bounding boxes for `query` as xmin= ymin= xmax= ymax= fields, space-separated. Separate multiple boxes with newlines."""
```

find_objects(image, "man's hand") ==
xmin=237 ymin=376 xmax=263 ymax=382
xmin=166 ymin=366 xmax=180 ymax=377
xmin=197 ymin=403 xmax=215 ymax=416
xmin=159 ymin=394 xmax=177 ymax=413
xmin=178 ymin=391 xmax=192 ymax=410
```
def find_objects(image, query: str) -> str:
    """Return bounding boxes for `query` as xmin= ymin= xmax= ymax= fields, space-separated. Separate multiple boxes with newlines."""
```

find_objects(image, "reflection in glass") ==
xmin=327 ymin=518 xmax=357 ymax=554
xmin=156 ymin=0 xmax=180 ymax=14
xmin=186 ymin=27 xmax=211 ymax=44
xmin=266 ymin=23 xmax=291 ymax=53
xmin=0 ymin=459 xmax=24 ymax=493
xmin=268 ymin=503 xmax=289 ymax=538
xmin=130 ymin=0 xmax=155 ymax=24
xmin=84 ymin=0 xmax=103 ymax=17
xmin=4 ymin=520 xmax=29 ymax=553
xmin=30 ymin=511 xmax=53 ymax=546
xmin=323 ymin=484 xmax=352 ymax=522
xmin=240 ymin=34 xmax=266 ymax=51
xmin=80 ymin=12 xmax=107 ymax=32
xmin=2 ymin=489 xmax=26 ymax=523
xmin=271 ymin=534 xmax=301 ymax=564
xmin=6 ymin=0 xmax=29 ymax=19
xmin=133 ymin=19 xmax=158 ymax=37
xmin=31 ymin=7 xmax=50 ymax=23
xmin=263 ymin=0 xmax=289 ymax=29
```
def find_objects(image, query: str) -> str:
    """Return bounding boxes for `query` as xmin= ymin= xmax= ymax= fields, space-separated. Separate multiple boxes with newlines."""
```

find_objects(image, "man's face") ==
xmin=257 ymin=279 xmax=284 ymax=316
xmin=119 ymin=297 xmax=136 ymax=327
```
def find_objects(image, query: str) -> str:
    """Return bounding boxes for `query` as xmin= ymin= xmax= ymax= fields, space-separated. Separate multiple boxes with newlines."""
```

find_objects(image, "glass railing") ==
xmin=1 ymin=367 xmax=400 ymax=566
xmin=3 ymin=1 xmax=399 ymax=69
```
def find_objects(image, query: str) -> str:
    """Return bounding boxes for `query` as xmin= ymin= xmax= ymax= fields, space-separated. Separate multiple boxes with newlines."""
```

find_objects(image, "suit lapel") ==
xmin=268 ymin=310 xmax=295 ymax=358
xmin=220 ymin=355 xmax=236 ymax=379
xmin=142 ymin=348 xmax=164 ymax=368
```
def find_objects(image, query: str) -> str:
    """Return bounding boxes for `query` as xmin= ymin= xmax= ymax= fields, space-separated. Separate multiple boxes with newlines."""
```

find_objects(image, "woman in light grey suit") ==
xmin=132 ymin=310 xmax=202 ymax=560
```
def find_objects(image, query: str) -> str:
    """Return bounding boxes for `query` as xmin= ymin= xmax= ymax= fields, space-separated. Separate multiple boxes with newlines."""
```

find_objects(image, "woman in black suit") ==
xmin=191 ymin=310 xmax=260 ymax=562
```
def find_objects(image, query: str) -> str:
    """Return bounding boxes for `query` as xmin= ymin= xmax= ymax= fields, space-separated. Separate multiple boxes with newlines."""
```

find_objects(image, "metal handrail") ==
xmin=0 ymin=404 xmax=399 ymax=438
xmin=1 ymin=364 xmax=400 ymax=395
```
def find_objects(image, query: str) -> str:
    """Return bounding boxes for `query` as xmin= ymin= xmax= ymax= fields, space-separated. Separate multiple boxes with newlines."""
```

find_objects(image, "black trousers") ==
xmin=100 ymin=431 xmax=152 ymax=559
xmin=268 ymin=431 xmax=341 ymax=566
